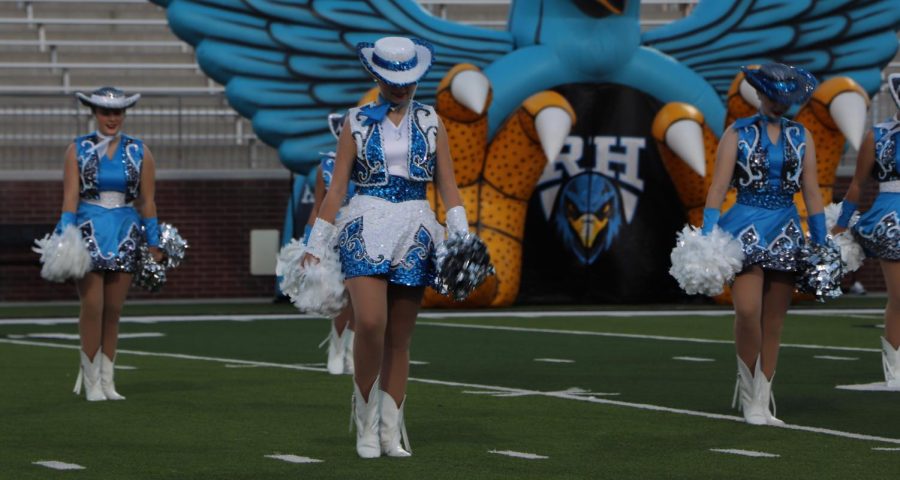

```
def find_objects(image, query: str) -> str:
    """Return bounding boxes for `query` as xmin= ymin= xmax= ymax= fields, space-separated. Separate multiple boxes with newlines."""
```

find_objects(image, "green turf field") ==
xmin=1 ymin=299 xmax=898 ymax=479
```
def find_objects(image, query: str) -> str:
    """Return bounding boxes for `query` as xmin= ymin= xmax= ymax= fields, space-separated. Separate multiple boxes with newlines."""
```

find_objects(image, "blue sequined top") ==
xmin=75 ymin=133 xmax=144 ymax=202
xmin=356 ymin=175 xmax=427 ymax=203
xmin=734 ymin=116 xmax=800 ymax=210
xmin=873 ymin=118 xmax=900 ymax=182
xmin=97 ymin=142 xmax=128 ymax=192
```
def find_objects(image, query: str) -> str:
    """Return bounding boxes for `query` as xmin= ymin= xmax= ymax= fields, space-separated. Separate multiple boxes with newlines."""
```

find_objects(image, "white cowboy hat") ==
xmin=357 ymin=37 xmax=434 ymax=87
xmin=889 ymin=73 xmax=900 ymax=110
xmin=76 ymin=86 xmax=140 ymax=110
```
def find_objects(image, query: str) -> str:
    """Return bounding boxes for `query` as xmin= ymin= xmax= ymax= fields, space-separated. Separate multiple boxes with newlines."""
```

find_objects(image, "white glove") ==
xmin=446 ymin=206 xmax=469 ymax=235
xmin=306 ymin=218 xmax=337 ymax=260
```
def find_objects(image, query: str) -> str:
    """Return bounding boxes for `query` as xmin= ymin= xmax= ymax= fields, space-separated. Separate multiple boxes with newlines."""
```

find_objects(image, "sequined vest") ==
xmin=346 ymin=101 xmax=438 ymax=187
xmin=872 ymin=118 xmax=900 ymax=182
xmin=731 ymin=115 xmax=805 ymax=195
xmin=75 ymin=133 xmax=144 ymax=203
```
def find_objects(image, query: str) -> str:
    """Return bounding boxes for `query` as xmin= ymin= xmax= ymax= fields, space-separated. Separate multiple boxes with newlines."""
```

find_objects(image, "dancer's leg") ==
xmin=759 ymin=270 xmax=794 ymax=379
xmin=346 ymin=276 xmax=388 ymax=400
xmin=100 ymin=272 xmax=132 ymax=359
xmin=380 ymin=284 xmax=425 ymax=405
xmin=76 ymin=272 xmax=104 ymax=356
xmin=881 ymin=261 xmax=900 ymax=349
xmin=731 ymin=266 xmax=765 ymax=370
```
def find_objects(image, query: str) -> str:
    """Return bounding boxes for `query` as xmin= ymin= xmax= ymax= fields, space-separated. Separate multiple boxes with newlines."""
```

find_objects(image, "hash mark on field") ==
xmin=115 ymin=365 xmax=137 ymax=370
xmin=814 ymin=355 xmax=859 ymax=361
xmin=265 ymin=454 xmax=323 ymax=464
xmin=489 ymin=450 xmax=548 ymax=460
xmin=33 ymin=460 xmax=85 ymax=470
xmin=872 ymin=447 xmax=900 ymax=451
xmin=534 ymin=358 xmax=574 ymax=363
xmin=410 ymin=360 xmax=429 ymax=365
xmin=710 ymin=449 xmax=779 ymax=458
xmin=673 ymin=356 xmax=715 ymax=362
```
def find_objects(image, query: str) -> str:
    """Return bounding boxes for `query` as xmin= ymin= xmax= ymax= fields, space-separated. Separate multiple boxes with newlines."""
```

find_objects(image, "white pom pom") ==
xmin=279 ymin=244 xmax=347 ymax=317
xmin=824 ymin=202 xmax=865 ymax=272
xmin=32 ymin=225 xmax=91 ymax=282
xmin=669 ymin=225 xmax=745 ymax=296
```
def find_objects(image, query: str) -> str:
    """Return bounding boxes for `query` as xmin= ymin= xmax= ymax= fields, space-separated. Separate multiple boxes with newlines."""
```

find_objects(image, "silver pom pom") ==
xmin=434 ymin=232 xmax=495 ymax=301
xmin=133 ymin=245 xmax=167 ymax=292
xmin=133 ymin=222 xmax=188 ymax=292
xmin=797 ymin=239 xmax=844 ymax=302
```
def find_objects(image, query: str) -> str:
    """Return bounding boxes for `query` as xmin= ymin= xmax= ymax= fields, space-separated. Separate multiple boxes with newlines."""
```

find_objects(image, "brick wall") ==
xmin=0 ymin=178 xmax=291 ymax=301
xmin=0 ymin=176 xmax=889 ymax=302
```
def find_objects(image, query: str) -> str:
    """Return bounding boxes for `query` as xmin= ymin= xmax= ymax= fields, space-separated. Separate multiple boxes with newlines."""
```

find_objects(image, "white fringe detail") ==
xmin=824 ymin=202 xmax=865 ymax=272
xmin=32 ymin=225 xmax=92 ymax=282
xmin=277 ymin=239 xmax=347 ymax=317
xmin=669 ymin=225 xmax=745 ymax=296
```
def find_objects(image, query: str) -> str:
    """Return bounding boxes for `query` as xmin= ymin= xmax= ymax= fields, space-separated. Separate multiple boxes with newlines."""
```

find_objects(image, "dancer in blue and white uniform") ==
xmin=305 ymin=113 xmax=357 ymax=375
xmin=304 ymin=37 xmax=469 ymax=458
xmin=59 ymin=87 xmax=162 ymax=401
xmin=702 ymin=64 xmax=826 ymax=424
xmin=834 ymin=74 xmax=900 ymax=389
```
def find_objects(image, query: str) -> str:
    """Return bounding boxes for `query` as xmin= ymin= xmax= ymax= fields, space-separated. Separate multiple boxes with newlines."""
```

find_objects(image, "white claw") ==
xmin=829 ymin=91 xmax=867 ymax=151
xmin=450 ymin=69 xmax=490 ymax=115
xmin=666 ymin=119 xmax=706 ymax=177
xmin=535 ymin=107 xmax=572 ymax=162
xmin=739 ymin=79 xmax=762 ymax=109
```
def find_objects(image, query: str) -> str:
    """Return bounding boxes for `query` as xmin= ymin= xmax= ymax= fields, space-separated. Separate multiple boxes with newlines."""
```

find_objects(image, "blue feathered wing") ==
xmin=643 ymin=0 xmax=900 ymax=100
xmin=149 ymin=0 xmax=514 ymax=173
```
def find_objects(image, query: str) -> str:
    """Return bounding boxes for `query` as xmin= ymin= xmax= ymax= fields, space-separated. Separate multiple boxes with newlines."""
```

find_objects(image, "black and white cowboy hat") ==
xmin=76 ymin=86 xmax=140 ymax=110
xmin=357 ymin=37 xmax=434 ymax=88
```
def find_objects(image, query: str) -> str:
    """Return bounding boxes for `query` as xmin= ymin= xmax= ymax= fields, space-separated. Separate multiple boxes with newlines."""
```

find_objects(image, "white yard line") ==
xmin=0 ymin=307 xmax=887 ymax=326
xmin=814 ymin=355 xmax=859 ymax=361
xmin=534 ymin=358 xmax=575 ymax=363
xmin=3 ymin=337 xmax=897 ymax=446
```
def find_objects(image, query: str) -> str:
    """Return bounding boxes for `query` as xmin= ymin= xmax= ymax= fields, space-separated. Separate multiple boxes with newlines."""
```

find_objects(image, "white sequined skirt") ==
xmin=335 ymin=195 xmax=445 ymax=286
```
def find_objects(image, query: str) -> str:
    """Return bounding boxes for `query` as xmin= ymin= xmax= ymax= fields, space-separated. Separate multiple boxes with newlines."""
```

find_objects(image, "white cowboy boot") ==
xmin=380 ymin=390 xmax=411 ymax=457
xmin=752 ymin=361 xmax=785 ymax=426
xmin=73 ymin=349 xmax=106 ymax=402
xmin=321 ymin=325 xmax=345 ymax=375
xmin=351 ymin=378 xmax=381 ymax=458
xmin=343 ymin=329 xmax=355 ymax=375
xmin=882 ymin=337 xmax=900 ymax=389
xmin=100 ymin=353 xmax=126 ymax=400
xmin=732 ymin=356 xmax=765 ymax=425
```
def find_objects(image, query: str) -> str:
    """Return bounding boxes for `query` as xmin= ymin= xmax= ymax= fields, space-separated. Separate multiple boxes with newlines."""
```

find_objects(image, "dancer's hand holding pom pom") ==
xmin=433 ymin=206 xmax=495 ymax=301
xmin=33 ymin=214 xmax=91 ymax=282
xmin=825 ymin=202 xmax=865 ymax=272
xmin=669 ymin=208 xmax=745 ymax=297
xmin=285 ymin=218 xmax=347 ymax=317
xmin=134 ymin=222 xmax=188 ymax=292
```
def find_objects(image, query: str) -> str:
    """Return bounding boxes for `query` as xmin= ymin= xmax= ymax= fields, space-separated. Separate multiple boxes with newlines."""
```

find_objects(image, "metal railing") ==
xmin=0 ymin=93 xmax=280 ymax=171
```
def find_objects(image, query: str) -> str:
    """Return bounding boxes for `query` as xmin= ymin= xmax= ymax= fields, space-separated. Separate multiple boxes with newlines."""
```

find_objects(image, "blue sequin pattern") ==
xmin=736 ymin=191 xmax=794 ymax=210
xmin=338 ymin=217 xmax=389 ymax=277
xmin=392 ymin=226 xmax=435 ymax=286
xmin=356 ymin=175 xmax=426 ymax=203
xmin=873 ymin=119 xmax=900 ymax=182
xmin=732 ymin=115 xmax=804 ymax=194
xmin=75 ymin=133 xmax=143 ymax=202
xmin=347 ymin=101 xmax=438 ymax=186
xmin=738 ymin=220 xmax=804 ymax=271
xmin=80 ymin=220 xmax=143 ymax=273
xmin=855 ymin=211 xmax=900 ymax=260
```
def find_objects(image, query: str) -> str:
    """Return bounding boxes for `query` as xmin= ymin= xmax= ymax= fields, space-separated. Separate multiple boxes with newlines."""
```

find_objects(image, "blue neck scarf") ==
xmin=360 ymin=96 xmax=399 ymax=126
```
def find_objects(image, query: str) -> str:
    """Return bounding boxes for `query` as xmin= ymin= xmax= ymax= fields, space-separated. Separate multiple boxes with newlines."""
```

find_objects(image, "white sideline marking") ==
xmin=534 ymin=358 xmax=574 ymax=363
xmin=115 ymin=365 xmax=137 ymax=370
xmin=418 ymin=322 xmax=882 ymax=353
xmin=33 ymin=460 xmax=85 ymax=470
xmin=872 ymin=447 xmax=900 ymax=451
xmin=673 ymin=356 xmax=715 ymax=362
xmin=0 ymin=307 xmax=887 ymax=326
xmin=4 ymin=337 xmax=900 ymax=446
xmin=835 ymin=382 xmax=900 ymax=392
xmin=710 ymin=449 xmax=779 ymax=458
xmin=489 ymin=450 xmax=548 ymax=460
xmin=225 ymin=364 xmax=261 ymax=368
xmin=814 ymin=355 xmax=858 ymax=361
xmin=8 ymin=332 xmax=164 ymax=341
xmin=265 ymin=454 xmax=323 ymax=464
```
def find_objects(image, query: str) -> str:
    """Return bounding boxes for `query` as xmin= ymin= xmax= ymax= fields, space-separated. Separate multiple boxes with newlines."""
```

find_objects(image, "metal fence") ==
xmin=0 ymin=93 xmax=281 ymax=171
